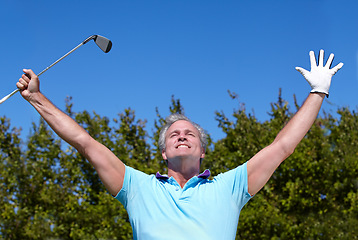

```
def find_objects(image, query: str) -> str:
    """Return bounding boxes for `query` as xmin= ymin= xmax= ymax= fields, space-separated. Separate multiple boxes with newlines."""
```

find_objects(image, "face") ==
xmin=161 ymin=120 xmax=205 ymax=163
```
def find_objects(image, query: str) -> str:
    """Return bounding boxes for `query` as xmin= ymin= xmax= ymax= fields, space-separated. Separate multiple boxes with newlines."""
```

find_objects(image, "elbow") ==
xmin=273 ymin=140 xmax=296 ymax=160
xmin=71 ymin=133 xmax=93 ymax=156
xmin=282 ymin=146 xmax=295 ymax=158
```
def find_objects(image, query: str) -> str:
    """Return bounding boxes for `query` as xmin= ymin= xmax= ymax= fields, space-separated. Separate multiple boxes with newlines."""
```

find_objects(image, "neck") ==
xmin=167 ymin=159 xmax=200 ymax=188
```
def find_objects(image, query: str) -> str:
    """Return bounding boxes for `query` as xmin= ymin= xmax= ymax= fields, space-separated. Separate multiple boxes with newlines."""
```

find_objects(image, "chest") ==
xmin=127 ymin=178 xmax=240 ymax=240
xmin=128 ymin=178 xmax=239 ymax=221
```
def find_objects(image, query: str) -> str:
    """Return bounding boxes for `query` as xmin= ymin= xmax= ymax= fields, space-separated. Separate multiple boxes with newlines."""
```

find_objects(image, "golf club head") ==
xmin=93 ymin=35 xmax=112 ymax=53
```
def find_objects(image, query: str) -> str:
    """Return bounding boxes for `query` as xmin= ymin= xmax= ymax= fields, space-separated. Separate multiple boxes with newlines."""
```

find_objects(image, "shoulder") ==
xmin=114 ymin=165 xmax=156 ymax=202
xmin=213 ymin=162 xmax=252 ymax=206
xmin=213 ymin=162 xmax=248 ymax=182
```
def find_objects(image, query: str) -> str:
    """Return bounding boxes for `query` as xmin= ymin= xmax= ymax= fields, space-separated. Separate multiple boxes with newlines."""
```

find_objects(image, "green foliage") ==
xmin=0 ymin=92 xmax=357 ymax=239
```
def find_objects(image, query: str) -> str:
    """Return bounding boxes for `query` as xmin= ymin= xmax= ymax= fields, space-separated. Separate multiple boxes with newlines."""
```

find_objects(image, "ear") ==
xmin=162 ymin=149 xmax=167 ymax=160
xmin=200 ymin=148 xmax=205 ymax=159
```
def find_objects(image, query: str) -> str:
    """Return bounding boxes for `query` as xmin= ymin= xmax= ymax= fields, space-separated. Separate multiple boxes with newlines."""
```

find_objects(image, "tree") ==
xmin=0 ymin=92 xmax=357 ymax=239
xmin=0 ymin=117 xmax=23 ymax=239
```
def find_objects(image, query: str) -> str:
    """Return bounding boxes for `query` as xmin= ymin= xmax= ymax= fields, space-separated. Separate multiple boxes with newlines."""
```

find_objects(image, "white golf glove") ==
xmin=295 ymin=49 xmax=343 ymax=97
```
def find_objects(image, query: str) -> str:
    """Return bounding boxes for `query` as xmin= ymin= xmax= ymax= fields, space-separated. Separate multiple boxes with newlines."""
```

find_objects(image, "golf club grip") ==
xmin=0 ymin=69 xmax=43 ymax=104
xmin=0 ymin=68 xmax=45 ymax=104
xmin=0 ymin=88 xmax=19 ymax=104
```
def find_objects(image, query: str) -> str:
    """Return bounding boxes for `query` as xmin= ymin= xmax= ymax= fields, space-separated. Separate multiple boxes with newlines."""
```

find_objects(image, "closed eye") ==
xmin=169 ymin=132 xmax=178 ymax=138
xmin=187 ymin=131 xmax=196 ymax=137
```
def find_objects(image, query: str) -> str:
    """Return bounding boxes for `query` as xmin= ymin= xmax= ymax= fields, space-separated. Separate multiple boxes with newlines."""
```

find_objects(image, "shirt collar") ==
xmin=155 ymin=169 xmax=211 ymax=179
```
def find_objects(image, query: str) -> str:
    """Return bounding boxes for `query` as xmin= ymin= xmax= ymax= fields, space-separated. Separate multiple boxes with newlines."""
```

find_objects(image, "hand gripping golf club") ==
xmin=0 ymin=35 xmax=112 ymax=104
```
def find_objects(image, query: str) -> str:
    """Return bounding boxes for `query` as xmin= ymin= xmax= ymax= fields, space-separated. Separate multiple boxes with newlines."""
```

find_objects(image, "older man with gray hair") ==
xmin=17 ymin=49 xmax=343 ymax=239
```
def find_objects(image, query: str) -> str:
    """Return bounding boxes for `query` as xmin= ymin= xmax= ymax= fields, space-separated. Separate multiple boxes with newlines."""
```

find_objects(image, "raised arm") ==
xmin=17 ymin=69 xmax=125 ymax=196
xmin=247 ymin=50 xmax=343 ymax=196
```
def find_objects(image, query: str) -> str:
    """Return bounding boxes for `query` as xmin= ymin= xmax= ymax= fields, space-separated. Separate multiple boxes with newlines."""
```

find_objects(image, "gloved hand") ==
xmin=295 ymin=49 xmax=343 ymax=97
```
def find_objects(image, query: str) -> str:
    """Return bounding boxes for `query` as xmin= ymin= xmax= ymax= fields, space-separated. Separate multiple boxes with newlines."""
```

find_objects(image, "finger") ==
xmin=295 ymin=66 xmax=308 ymax=75
xmin=21 ymin=73 xmax=30 ymax=83
xmin=318 ymin=49 xmax=324 ymax=67
xmin=309 ymin=51 xmax=317 ymax=69
xmin=16 ymin=81 xmax=25 ymax=90
xmin=18 ymin=78 xmax=28 ymax=88
xmin=330 ymin=62 xmax=344 ymax=74
xmin=325 ymin=53 xmax=334 ymax=68
xmin=23 ymin=69 xmax=37 ymax=79
xmin=295 ymin=67 xmax=310 ymax=80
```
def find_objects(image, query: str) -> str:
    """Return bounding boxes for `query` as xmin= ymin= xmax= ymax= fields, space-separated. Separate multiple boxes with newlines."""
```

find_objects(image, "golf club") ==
xmin=0 ymin=35 xmax=112 ymax=104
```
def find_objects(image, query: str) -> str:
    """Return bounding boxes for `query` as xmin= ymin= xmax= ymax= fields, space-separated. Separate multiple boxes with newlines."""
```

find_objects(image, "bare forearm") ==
xmin=247 ymin=93 xmax=325 ymax=195
xmin=28 ymin=92 xmax=90 ymax=153
xmin=17 ymin=69 xmax=125 ymax=195
xmin=247 ymin=50 xmax=343 ymax=196
xmin=273 ymin=93 xmax=325 ymax=155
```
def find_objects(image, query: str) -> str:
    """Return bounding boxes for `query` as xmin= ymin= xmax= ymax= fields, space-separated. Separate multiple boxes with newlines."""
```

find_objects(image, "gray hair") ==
xmin=158 ymin=113 xmax=208 ymax=152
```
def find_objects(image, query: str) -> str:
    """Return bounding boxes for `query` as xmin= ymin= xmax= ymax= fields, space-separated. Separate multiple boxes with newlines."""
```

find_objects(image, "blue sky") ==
xmin=1 ymin=0 xmax=357 ymax=142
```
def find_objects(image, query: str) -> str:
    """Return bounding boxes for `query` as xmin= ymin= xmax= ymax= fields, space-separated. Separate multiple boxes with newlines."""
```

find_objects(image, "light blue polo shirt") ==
xmin=115 ymin=162 xmax=252 ymax=240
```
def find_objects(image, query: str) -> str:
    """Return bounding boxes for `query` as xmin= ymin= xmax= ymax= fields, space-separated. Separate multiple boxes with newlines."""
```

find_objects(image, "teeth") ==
xmin=178 ymin=145 xmax=189 ymax=148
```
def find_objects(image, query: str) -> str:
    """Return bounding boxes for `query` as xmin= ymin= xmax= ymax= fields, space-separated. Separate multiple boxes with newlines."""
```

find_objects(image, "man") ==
xmin=17 ymin=50 xmax=343 ymax=239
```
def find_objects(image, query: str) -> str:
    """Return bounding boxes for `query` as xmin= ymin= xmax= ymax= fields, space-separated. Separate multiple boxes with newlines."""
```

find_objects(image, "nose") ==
xmin=178 ymin=133 xmax=187 ymax=141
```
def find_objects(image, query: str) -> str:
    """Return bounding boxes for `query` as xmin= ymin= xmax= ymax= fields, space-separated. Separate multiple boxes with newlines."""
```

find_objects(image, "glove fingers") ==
xmin=331 ymin=62 xmax=344 ymax=74
xmin=309 ymin=51 xmax=317 ymax=69
xmin=318 ymin=49 xmax=324 ymax=67
xmin=325 ymin=53 xmax=335 ymax=68
xmin=295 ymin=67 xmax=309 ymax=77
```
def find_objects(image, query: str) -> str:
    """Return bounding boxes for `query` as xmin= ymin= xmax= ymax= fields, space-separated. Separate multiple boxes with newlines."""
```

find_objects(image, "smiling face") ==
xmin=161 ymin=120 xmax=205 ymax=164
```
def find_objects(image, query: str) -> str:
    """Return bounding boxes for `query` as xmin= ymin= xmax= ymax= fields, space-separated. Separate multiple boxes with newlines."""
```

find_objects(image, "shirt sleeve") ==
xmin=215 ymin=162 xmax=253 ymax=210
xmin=113 ymin=165 xmax=149 ymax=208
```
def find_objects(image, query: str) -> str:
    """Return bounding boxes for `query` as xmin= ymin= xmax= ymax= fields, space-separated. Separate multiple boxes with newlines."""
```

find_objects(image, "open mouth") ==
xmin=177 ymin=144 xmax=190 ymax=148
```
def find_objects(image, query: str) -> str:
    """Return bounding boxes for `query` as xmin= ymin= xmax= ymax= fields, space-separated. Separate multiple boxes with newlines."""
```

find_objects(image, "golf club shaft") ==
xmin=0 ymin=42 xmax=86 ymax=104
xmin=37 ymin=42 xmax=85 ymax=77
xmin=0 ymin=34 xmax=112 ymax=105
xmin=0 ymin=88 xmax=20 ymax=104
